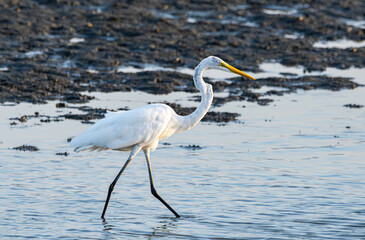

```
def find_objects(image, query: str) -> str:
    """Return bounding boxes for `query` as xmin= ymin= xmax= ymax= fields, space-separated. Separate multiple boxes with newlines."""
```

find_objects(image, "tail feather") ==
xmin=74 ymin=145 xmax=93 ymax=152
xmin=70 ymin=133 xmax=94 ymax=152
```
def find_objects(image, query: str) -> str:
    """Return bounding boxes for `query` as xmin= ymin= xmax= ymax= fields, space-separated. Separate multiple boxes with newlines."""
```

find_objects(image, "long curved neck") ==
xmin=180 ymin=64 xmax=213 ymax=131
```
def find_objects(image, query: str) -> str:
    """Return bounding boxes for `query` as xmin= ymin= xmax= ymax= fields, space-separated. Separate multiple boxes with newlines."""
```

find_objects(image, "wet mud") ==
xmin=165 ymin=102 xmax=240 ymax=122
xmin=9 ymin=111 xmax=63 ymax=125
xmin=9 ymin=102 xmax=239 ymax=124
xmin=1 ymin=0 xmax=364 ymax=121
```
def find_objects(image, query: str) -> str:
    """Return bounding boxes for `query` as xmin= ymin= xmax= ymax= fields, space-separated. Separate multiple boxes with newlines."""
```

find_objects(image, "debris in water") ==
xmin=180 ymin=144 xmax=202 ymax=150
xmin=344 ymin=104 xmax=363 ymax=108
xmin=56 ymin=152 xmax=69 ymax=156
xmin=13 ymin=145 xmax=39 ymax=152
xmin=56 ymin=102 xmax=66 ymax=108
xmin=18 ymin=115 xmax=27 ymax=122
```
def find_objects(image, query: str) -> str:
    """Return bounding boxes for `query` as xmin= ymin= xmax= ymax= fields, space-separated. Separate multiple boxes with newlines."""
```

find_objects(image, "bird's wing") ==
xmin=70 ymin=104 xmax=173 ymax=152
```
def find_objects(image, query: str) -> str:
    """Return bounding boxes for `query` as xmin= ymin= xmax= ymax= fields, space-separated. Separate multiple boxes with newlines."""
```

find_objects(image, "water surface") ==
xmin=0 ymin=67 xmax=364 ymax=239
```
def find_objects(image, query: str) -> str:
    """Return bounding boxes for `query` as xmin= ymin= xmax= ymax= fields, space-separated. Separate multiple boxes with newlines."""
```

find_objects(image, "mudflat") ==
xmin=0 ymin=0 xmax=363 ymax=105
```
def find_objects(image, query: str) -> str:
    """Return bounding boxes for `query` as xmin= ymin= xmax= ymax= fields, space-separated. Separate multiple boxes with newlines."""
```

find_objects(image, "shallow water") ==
xmin=313 ymin=39 xmax=365 ymax=49
xmin=1 ymin=66 xmax=365 ymax=239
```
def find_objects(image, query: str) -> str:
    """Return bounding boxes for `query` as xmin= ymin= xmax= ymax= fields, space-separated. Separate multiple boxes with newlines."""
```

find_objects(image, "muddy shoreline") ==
xmin=0 ymin=0 xmax=364 ymax=119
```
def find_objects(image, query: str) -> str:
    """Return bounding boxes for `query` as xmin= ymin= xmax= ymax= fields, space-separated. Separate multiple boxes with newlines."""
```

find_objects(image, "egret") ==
xmin=70 ymin=56 xmax=255 ymax=219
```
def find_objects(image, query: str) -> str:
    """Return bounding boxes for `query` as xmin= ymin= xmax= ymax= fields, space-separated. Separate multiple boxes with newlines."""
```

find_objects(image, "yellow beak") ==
xmin=220 ymin=62 xmax=255 ymax=80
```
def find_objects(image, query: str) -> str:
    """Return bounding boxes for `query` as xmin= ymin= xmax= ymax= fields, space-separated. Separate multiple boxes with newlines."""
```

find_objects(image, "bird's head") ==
xmin=202 ymin=56 xmax=255 ymax=80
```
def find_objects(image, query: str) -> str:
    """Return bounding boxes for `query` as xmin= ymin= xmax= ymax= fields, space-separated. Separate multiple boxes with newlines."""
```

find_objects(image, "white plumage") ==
xmin=70 ymin=56 xmax=255 ymax=219
xmin=71 ymin=104 xmax=180 ymax=152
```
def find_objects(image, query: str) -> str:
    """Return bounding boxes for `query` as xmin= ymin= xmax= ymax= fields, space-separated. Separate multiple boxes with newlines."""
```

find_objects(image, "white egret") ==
xmin=70 ymin=56 xmax=255 ymax=219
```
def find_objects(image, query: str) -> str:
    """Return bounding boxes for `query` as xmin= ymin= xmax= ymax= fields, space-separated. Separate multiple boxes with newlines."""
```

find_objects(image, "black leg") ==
xmin=144 ymin=149 xmax=180 ymax=218
xmin=101 ymin=146 xmax=140 ymax=219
